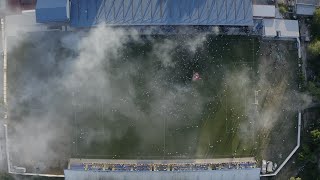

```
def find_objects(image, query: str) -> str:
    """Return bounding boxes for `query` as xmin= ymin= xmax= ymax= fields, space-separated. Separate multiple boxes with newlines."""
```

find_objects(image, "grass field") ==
xmin=69 ymin=35 xmax=259 ymax=159
xmin=7 ymin=31 xmax=300 ymax=173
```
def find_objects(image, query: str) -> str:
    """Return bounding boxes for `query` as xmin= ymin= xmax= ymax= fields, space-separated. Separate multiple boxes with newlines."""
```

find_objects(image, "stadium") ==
xmin=1 ymin=0 xmax=305 ymax=179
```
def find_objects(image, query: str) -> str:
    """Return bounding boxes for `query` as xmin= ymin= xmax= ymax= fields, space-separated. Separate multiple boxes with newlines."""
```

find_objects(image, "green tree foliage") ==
xmin=311 ymin=129 xmax=320 ymax=142
xmin=0 ymin=172 xmax=14 ymax=180
xmin=279 ymin=6 xmax=287 ymax=14
xmin=307 ymin=81 xmax=320 ymax=100
xmin=298 ymin=109 xmax=320 ymax=179
xmin=312 ymin=8 xmax=320 ymax=37
xmin=298 ymin=145 xmax=311 ymax=161
xmin=309 ymin=8 xmax=320 ymax=57
xmin=278 ymin=3 xmax=288 ymax=15
xmin=290 ymin=177 xmax=302 ymax=180
xmin=308 ymin=40 xmax=320 ymax=56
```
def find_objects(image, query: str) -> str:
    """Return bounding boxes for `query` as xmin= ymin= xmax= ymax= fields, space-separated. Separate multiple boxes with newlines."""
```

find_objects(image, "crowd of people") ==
xmin=70 ymin=161 xmax=256 ymax=172
xmin=211 ymin=162 xmax=256 ymax=170
xmin=171 ymin=163 xmax=208 ymax=171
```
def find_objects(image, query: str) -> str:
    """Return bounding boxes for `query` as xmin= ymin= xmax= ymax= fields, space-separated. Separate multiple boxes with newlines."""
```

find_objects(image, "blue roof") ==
xmin=64 ymin=168 xmax=261 ymax=180
xmin=36 ymin=0 xmax=69 ymax=23
xmin=70 ymin=0 xmax=253 ymax=27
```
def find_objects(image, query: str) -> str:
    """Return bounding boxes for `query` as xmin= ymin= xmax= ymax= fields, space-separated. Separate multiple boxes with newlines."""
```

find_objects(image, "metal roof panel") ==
xmin=70 ymin=0 xmax=253 ymax=27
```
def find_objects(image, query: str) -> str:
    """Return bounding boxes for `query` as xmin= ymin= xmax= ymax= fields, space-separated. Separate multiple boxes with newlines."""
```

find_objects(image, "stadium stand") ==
xmin=65 ymin=159 xmax=260 ymax=180
xmin=69 ymin=161 xmax=257 ymax=172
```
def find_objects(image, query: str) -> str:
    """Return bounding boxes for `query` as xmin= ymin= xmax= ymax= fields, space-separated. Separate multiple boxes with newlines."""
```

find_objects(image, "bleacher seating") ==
xmin=69 ymin=161 xmax=256 ymax=172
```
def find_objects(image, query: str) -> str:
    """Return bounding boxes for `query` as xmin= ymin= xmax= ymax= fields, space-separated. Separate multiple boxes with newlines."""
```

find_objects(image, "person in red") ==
xmin=192 ymin=72 xmax=201 ymax=81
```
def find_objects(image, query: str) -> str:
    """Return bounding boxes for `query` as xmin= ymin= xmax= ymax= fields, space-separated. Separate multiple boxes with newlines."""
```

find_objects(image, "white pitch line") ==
xmin=4 ymin=124 xmax=10 ymax=173
xmin=1 ymin=17 xmax=7 ymax=110
xmin=163 ymin=118 xmax=166 ymax=159
xmin=2 ymin=19 xmax=6 ymax=104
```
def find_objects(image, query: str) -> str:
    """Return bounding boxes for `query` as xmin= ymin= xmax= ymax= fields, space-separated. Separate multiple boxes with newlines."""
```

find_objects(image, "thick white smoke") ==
xmin=6 ymin=24 xmax=311 ymax=175
xmin=7 ymin=26 xmax=209 ymax=173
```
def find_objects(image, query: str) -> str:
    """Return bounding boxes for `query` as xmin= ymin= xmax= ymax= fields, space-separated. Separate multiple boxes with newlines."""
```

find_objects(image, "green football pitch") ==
xmin=7 ymin=31 xmax=300 ymax=173
xmin=70 ymin=35 xmax=260 ymax=159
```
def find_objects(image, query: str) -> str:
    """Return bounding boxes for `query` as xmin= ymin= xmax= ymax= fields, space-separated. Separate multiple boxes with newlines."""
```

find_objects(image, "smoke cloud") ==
xmin=6 ymin=24 xmax=310 ymax=174
xmin=7 ymin=26 xmax=210 ymax=173
xmin=224 ymin=42 xmax=312 ymax=149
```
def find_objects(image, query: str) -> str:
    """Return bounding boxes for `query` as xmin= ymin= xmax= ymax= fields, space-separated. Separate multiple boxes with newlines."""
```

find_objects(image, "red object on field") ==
xmin=192 ymin=72 xmax=201 ymax=81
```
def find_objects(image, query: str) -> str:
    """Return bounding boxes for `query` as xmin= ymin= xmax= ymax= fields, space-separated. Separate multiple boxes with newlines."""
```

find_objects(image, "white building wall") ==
xmin=263 ymin=19 xmax=300 ymax=39
xmin=66 ymin=0 xmax=70 ymax=20
xmin=253 ymin=5 xmax=276 ymax=18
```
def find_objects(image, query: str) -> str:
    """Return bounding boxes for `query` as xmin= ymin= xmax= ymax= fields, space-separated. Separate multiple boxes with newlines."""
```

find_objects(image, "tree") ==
xmin=278 ymin=3 xmax=288 ymax=15
xmin=279 ymin=6 xmax=287 ymax=14
xmin=312 ymin=8 xmax=320 ymax=37
xmin=307 ymin=81 xmax=320 ymax=100
xmin=0 ymin=172 xmax=14 ymax=180
xmin=308 ymin=40 xmax=320 ymax=56
xmin=311 ymin=129 xmax=320 ymax=142
xmin=298 ymin=145 xmax=311 ymax=161
xmin=309 ymin=9 xmax=320 ymax=56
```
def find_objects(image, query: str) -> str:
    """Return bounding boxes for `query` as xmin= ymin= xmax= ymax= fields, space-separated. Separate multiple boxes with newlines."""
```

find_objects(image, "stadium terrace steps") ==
xmin=68 ymin=158 xmax=257 ymax=172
